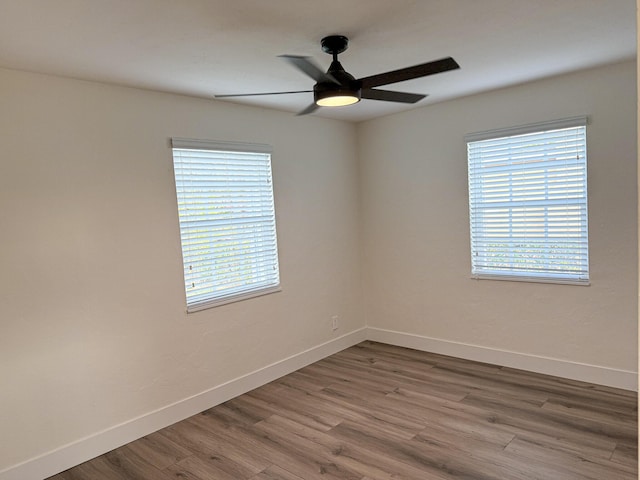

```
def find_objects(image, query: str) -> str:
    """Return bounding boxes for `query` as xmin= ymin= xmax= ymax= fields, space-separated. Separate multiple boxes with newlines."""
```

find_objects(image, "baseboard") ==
xmin=366 ymin=327 xmax=638 ymax=391
xmin=0 ymin=328 xmax=367 ymax=480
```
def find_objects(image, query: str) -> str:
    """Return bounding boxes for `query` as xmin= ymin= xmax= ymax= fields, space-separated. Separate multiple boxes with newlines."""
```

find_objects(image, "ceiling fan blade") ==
xmin=296 ymin=103 xmax=320 ymax=116
xmin=359 ymin=57 xmax=460 ymax=89
xmin=279 ymin=55 xmax=339 ymax=84
xmin=215 ymin=90 xmax=312 ymax=98
xmin=361 ymin=89 xmax=427 ymax=104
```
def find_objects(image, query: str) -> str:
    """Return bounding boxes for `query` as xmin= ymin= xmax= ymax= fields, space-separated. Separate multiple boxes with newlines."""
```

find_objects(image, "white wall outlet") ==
xmin=331 ymin=315 xmax=339 ymax=331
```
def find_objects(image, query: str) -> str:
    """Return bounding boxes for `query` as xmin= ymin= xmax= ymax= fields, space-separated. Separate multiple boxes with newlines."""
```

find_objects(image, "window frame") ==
xmin=171 ymin=138 xmax=281 ymax=312
xmin=465 ymin=116 xmax=590 ymax=285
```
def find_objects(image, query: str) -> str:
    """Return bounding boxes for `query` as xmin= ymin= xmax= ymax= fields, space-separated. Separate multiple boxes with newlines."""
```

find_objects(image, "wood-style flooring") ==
xmin=48 ymin=341 xmax=638 ymax=480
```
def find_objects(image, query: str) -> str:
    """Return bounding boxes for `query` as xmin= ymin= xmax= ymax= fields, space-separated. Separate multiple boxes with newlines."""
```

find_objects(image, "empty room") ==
xmin=0 ymin=1 xmax=637 ymax=479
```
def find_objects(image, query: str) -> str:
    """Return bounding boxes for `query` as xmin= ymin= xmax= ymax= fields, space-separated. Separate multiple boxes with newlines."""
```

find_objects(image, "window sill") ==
xmin=186 ymin=285 xmax=282 ymax=313
xmin=470 ymin=275 xmax=590 ymax=286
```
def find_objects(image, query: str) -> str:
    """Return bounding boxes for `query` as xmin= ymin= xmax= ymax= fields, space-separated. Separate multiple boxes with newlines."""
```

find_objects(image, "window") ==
xmin=466 ymin=116 xmax=589 ymax=284
xmin=171 ymin=138 xmax=280 ymax=312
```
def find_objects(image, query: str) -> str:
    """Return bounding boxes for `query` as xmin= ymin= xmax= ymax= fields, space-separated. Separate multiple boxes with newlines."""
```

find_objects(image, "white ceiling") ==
xmin=0 ymin=0 xmax=635 ymax=122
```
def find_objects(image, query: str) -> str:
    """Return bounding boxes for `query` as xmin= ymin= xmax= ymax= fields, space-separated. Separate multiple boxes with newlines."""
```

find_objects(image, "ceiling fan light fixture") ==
xmin=314 ymin=85 xmax=361 ymax=107
xmin=316 ymin=93 xmax=360 ymax=107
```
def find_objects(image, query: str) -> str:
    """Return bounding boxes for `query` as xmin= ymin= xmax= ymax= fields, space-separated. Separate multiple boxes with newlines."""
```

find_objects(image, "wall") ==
xmin=1 ymin=59 xmax=637 ymax=479
xmin=358 ymin=60 xmax=637 ymax=385
xmin=0 ymin=68 xmax=364 ymax=475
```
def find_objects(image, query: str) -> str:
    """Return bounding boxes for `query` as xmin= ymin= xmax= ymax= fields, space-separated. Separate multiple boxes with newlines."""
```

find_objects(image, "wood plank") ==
xmin=247 ymin=382 xmax=343 ymax=429
xmin=103 ymin=447 xmax=176 ymax=480
xmin=541 ymin=396 xmax=638 ymax=426
xmin=125 ymin=430 xmax=192 ymax=470
xmin=165 ymin=452 xmax=257 ymax=480
xmin=321 ymin=356 xmax=471 ymax=402
xmin=248 ymin=465 xmax=306 ymax=480
xmin=330 ymin=420 xmax=536 ymax=480
xmin=160 ymin=415 xmax=270 ymax=473
xmin=504 ymin=436 xmax=637 ymax=480
xmin=461 ymin=391 xmax=637 ymax=446
xmin=234 ymin=389 xmax=336 ymax=432
xmin=611 ymin=442 xmax=639 ymax=468
xmin=255 ymin=414 xmax=440 ymax=480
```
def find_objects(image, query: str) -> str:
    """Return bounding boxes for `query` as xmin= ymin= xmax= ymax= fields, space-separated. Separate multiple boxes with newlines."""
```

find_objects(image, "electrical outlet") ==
xmin=331 ymin=315 xmax=339 ymax=331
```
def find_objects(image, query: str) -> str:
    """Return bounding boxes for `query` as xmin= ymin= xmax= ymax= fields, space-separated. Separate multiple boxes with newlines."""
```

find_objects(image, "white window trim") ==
xmin=464 ymin=116 xmax=589 ymax=143
xmin=465 ymin=116 xmax=590 ymax=286
xmin=186 ymin=285 xmax=282 ymax=312
xmin=172 ymin=138 xmax=273 ymax=154
xmin=171 ymin=138 xmax=281 ymax=312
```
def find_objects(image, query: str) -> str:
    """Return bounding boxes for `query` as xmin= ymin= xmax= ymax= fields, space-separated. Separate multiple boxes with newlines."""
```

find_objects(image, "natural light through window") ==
xmin=466 ymin=117 xmax=589 ymax=284
xmin=171 ymin=138 xmax=280 ymax=312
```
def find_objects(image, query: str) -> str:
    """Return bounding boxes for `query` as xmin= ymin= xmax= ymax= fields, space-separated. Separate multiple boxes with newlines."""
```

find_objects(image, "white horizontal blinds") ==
xmin=467 ymin=119 xmax=588 ymax=283
xmin=172 ymin=140 xmax=280 ymax=310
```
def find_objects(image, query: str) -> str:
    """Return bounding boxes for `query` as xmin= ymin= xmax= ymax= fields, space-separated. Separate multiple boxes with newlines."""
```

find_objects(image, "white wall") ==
xmin=358 ymin=60 xmax=637 ymax=379
xmin=0 ymin=68 xmax=364 ymax=473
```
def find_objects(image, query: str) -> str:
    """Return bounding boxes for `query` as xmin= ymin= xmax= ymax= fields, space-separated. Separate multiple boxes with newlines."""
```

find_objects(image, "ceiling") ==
xmin=0 ymin=0 xmax=635 ymax=122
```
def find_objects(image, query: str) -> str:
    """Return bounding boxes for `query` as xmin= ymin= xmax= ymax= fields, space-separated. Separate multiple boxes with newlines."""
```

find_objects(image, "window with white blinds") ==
xmin=466 ymin=117 xmax=589 ymax=284
xmin=171 ymin=138 xmax=280 ymax=312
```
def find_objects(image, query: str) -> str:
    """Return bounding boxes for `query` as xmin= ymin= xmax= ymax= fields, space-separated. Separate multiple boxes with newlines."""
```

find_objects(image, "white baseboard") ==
xmin=0 ymin=328 xmax=367 ymax=480
xmin=366 ymin=327 xmax=638 ymax=391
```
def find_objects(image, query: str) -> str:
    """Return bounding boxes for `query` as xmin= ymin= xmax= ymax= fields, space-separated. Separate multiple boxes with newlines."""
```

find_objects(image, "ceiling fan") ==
xmin=215 ymin=35 xmax=460 ymax=115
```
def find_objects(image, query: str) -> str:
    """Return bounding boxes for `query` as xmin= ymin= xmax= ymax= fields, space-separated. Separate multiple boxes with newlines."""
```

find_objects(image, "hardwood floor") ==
xmin=48 ymin=341 xmax=638 ymax=480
